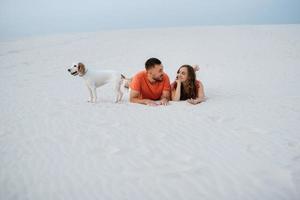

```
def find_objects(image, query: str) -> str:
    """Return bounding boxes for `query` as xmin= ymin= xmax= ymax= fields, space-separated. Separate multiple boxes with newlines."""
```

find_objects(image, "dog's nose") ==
xmin=68 ymin=69 xmax=71 ymax=72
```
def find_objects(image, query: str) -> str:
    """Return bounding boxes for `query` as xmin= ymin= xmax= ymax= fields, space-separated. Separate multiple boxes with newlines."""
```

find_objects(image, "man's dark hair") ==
xmin=145 ymin=58 xmax=161 ymax=70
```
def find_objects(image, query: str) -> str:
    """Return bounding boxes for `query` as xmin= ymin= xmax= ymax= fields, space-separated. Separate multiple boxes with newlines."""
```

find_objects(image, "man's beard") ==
xmin=152 ymin=75 xmax=163 ymax=82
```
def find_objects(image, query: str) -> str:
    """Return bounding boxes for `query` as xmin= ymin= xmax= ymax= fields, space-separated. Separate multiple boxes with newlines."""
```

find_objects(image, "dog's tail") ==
xmin=120 ymin=74 xmax=132 ymax=90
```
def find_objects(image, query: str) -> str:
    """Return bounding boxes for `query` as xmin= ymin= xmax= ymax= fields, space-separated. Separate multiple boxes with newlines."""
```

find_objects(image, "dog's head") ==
xmin=67 ymin=63 xmax=85 ymax=76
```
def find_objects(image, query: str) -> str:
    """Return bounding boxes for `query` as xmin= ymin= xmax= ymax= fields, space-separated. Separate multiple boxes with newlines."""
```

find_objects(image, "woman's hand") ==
xmin=175 ymin=75 xmax=181 ymax=84
xmin=187 ymin=98 xmax=200 ymax=105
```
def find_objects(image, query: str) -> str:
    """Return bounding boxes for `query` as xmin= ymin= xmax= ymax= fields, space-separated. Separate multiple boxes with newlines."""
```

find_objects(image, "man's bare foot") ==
xmin=192 ymin=64 xmax=200 ymax=72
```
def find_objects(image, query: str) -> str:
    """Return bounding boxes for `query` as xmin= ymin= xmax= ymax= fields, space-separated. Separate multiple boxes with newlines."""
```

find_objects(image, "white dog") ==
xmin=67 ymin=62 xmax=131 ymax=103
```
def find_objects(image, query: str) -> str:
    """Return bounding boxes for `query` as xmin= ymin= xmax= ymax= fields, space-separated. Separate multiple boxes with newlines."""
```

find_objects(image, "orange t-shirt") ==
xmin=130 ymin=71 xmax=171 ymax=100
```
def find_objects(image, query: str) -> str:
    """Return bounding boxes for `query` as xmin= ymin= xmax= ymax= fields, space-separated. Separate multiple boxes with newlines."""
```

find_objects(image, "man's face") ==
xmin=149 ymin=64 xmax=164 ymax=82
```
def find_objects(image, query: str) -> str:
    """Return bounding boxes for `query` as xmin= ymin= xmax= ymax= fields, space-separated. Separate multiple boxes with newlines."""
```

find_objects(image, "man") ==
xmin=130 ymin=58 xmax=171 ymax=106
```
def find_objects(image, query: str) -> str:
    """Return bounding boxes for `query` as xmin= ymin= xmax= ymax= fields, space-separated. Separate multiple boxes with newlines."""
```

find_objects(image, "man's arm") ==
xmin=130 ymin=89 xmax=157 ymax=105
xmin=160 ymin=90 xmax=170 ymax=100
xmin=159 ymin=90 xmax=170 ymax=105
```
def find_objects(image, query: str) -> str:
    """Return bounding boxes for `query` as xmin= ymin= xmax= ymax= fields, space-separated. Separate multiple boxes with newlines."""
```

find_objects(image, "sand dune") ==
xmin=1 ymin=24 xmax=300 ymax=200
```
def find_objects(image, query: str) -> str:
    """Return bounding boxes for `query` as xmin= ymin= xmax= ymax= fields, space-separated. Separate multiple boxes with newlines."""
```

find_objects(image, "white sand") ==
xmin=1 ymin=24 xmax=300 ymax=200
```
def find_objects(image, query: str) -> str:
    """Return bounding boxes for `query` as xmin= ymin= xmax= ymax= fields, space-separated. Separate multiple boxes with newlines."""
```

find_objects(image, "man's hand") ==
xmin=159 ymin=98 xmax=169 ymax=106
xmin=144 ymin=99 xmax=160 ymax=106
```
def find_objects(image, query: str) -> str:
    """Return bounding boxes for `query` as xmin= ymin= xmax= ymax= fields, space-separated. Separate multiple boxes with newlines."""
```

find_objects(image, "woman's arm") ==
xmin=171 ymin=81 xmax=181 ymax=101
xmin=196 ymin=81 xmax=205 ymax=100
xmin=187 ymin=81 xmax=205 ymax=104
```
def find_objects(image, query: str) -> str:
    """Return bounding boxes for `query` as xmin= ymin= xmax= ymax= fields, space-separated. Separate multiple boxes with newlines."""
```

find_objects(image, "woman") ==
xmin=171 ymin=64 xmax=205 ymax=104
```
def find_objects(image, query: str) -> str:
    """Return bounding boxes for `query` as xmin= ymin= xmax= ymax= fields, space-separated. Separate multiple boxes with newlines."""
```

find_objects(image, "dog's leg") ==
xmin=115 ymin=90 xmax=120 ymax=103
xmin=115 ymin=90 xmax=123 ymax=103
xmin=118 ymin=91 xmax=123 ymax=102
xmin=87 ymin=87 xmax=93 ymax=103
xmin=114 ymin=78 xmax=122 ymax=103
xmin=92 ymin=87 xmax=97 ymax=103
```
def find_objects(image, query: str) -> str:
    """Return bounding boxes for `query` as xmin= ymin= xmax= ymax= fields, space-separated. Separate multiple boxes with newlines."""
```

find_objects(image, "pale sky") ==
xmin=0 ymin=0 xmax=300 ymax=39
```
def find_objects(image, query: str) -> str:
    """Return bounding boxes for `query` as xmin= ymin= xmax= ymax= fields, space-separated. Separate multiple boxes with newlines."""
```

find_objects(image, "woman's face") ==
xmin=177 ymin=67 xmax=189 ymax=82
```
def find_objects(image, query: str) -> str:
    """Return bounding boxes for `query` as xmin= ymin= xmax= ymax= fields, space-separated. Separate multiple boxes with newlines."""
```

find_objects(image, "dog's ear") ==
xmin=78 ymin=63 xmax=85 ymax=74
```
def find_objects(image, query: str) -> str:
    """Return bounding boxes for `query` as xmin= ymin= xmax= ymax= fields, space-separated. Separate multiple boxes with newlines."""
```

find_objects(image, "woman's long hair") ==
xmin=174 ymin=65 xmax=198 ymax=100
